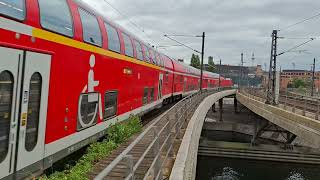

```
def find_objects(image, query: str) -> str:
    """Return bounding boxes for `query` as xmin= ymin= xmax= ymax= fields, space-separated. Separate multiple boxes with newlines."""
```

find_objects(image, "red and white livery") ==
xmin=0 ymin=0 xmax=232 ymax=179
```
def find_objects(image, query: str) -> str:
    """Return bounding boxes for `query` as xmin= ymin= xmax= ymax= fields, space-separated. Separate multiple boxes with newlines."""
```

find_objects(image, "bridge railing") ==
xmin=94 ymin=87 xmax=232 ymax=180
xmin=241 ymin=88 xmax=320 ymax=120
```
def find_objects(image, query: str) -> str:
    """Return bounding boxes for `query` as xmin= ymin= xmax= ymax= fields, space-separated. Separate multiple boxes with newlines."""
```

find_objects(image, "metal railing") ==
xmin=241 ymin=88 xmax=320 ymax=120
xmin=94 ymin=88 xmax=231 ymax=180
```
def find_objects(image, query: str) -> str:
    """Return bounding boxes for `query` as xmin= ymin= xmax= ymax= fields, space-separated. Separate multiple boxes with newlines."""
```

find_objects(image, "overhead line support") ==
xmin=266 ymin=30 xmax=278 ymax=105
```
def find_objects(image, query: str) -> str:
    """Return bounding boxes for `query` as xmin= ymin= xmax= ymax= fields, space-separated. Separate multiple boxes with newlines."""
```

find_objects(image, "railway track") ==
xmin=243 ymin=89 xmax=320 ymax=118
xmin=140 ymin=101 xmax=177 ymax=126
xmin=42 ymin=101 xmax=177 ymax=179
xmin=279 ymin=95 xmax=320 ymax=114
xmin=87 ymin=89 xmax=221 ymax=180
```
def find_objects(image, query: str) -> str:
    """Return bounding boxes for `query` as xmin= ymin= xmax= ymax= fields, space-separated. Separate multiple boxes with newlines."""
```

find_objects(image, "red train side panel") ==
xmin=0 ymin=0 xmax=231 ymax=179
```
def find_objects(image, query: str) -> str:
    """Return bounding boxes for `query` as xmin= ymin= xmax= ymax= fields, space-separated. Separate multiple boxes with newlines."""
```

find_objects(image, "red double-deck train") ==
xmin=0 ymin=0 xmax=232 ymax=179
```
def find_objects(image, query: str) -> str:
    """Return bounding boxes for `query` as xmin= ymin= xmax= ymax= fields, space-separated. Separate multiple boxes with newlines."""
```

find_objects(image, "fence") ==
xmin=94 ymin=88 xmax=231 ymax=180
xmin=241 ymin=88 xmax=320 ymax=120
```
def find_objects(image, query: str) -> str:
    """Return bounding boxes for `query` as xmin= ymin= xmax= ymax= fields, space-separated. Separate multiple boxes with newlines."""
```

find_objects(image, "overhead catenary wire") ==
xmin=101 ymin=0 xmax=154 ymax=43
xmin=277 ymin=35 xmax=317 ymax=40
xmin=280 ymin=11 xmax=320 ymax=31
xmin=164 ymin=35 xmax=201 ymax=54
xmin=163 ymin=34 xmax=201 ymax=38
xmin=102 ymin=1 xmax=140 ymax=30
xmin=277 ymin=38 xmax=316 ymax=56
xmin=156 ymin=44 xmax=183 ymax=48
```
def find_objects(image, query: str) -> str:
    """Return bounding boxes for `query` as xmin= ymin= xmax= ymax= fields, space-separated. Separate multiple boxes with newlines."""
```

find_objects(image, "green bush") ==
xmin=43 ymin=116 xmax=142 ymax=180
xmin=107 ymin=116 xmax=142 ymax=144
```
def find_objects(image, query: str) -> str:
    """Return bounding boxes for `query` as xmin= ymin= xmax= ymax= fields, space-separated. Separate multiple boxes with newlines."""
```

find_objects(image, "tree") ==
xmin=292 ymin=78 xmax=306 ymax=88
xmin=190 ymin=54 xmax=200 ymax=69
xmin=207 ymin=56 xmax=216 ymax=72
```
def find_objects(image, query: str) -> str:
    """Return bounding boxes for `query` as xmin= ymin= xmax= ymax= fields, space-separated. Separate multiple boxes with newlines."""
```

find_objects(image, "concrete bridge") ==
xmin=170 ymin=89 xmax=236 ymax=180
xmin=237 ymin=91 xmax=320 ymax=148
xmin=92 ymin=88 xmax=237 ymax=180
xmin=170 ymin=89 xmax=320 ymax=180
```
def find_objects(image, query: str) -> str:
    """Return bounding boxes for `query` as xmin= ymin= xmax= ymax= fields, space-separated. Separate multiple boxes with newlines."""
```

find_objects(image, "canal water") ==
xmin=198 ymin=99 xmax=320 ymax=180
xmin=196 ymin=156 xmax=320 ymax=180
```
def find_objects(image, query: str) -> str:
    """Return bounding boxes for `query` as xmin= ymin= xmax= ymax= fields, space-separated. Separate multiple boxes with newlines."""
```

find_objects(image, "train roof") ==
xmin=205 ymin=71 xmax=220 ymax=79
xmin=171 ymin=60 xmax=203 ymax=76
xmin=162 ymin=55 xmax=174 ymax=70
xmin=171 ymin=59 xmax=187 ymax=74
xmin=188 ymin=66 xmax=201 ymax=76
xmin=74 ymin=0 xmax=223 ymax=78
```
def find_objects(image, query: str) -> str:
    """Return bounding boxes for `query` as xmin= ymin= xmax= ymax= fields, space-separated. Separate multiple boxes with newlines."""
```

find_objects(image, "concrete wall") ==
xmin=169 ymin=89 xmax=236 ymax=180
xmin=237 ymin=92 xmax=320 ymax=148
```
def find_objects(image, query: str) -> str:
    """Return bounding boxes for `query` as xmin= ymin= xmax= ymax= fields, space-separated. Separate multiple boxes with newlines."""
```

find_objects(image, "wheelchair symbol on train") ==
xmin=77 ymin=54 xmax=103 ymax=130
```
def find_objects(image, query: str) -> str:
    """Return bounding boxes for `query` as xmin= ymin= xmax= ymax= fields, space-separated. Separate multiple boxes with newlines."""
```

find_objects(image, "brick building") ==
xmin=279 ymin=69 xmax=320 ymax=91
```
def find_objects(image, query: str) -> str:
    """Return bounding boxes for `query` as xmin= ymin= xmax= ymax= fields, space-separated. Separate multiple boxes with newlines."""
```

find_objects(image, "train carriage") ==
xmin=206 ymin=72 xmax=220 ymax=88
xmin=0 ymin=0 xmax=232 ymax=179
xmin=161 ymin=55 xmax=175 ymax=103
xmin=0 ymin=1 xmax=168 ymax=178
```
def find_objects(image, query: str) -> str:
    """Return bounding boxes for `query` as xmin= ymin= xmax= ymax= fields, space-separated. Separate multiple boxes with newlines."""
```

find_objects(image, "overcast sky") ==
xmin=83 ymin=0 xmax=320 ymax=71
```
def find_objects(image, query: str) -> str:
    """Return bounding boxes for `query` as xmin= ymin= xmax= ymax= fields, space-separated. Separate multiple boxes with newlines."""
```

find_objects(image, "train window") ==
xmin=153 ymin=52 xmax=157 ymax=64
xmin=104 ymin=91 xmax=118 ymax=119
xmin=143 ymin=45 xmax=151 ymax=62
xmin=159 ymin=57 xmax=162 ymax=67
xmin=154 ymin=53 xmax=159 ymax=65
xmin=161 ymin=56 xmax=166 ymax=67
xmin=151 ymin=50 xmax=157 ymax=64
xmin=25 ymin=73 xmax=42 ymax=152
xmin=0 ymin=0 xmax=25 ymax=21
xmin=158 ymin=54 xmax=162 ymax=66
xmin=39 ymin=0 xmax=73 ymax=37
xmin=0 ymin=71 xmax=13 ymax=163
xmin=79 ymin=8 xmax=102 ymax=47
xmin=134 ymin=40 xmax=143 ymax=61
xmin=149 ymin=88 xmax=154 ymax=103
xmin=153 ymin=53 xmax=157 ymax=64
xmin=159 ymin=56 xmax=162 ymax=66
xmin=104 ymin=22 xmax=120 ymax=53
xmin=149 ymin=50 xmax=154 ymax=64
xmin=154 ymin=52 xmax=158 ymax=65
xmin=159 ymin=55 xmax=164 ymax=67
xmin=122 ymin=33 xmax=134 ymax=57
xmin=143 ymin=88 xmax=148 ymax=105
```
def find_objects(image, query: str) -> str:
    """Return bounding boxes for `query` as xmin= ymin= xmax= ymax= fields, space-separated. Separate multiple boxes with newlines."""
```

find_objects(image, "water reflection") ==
xmin=212 ymin=167 xmax=242 ymax=180
xmin=197 ymin=156 xmax=319 ymax=180
xmin=286 ymin=172 xmax=307 ymax=180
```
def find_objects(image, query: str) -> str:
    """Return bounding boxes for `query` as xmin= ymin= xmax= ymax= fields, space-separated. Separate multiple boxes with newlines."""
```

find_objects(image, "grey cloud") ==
xmin=83 ymin=0 xmax=320 ymax=70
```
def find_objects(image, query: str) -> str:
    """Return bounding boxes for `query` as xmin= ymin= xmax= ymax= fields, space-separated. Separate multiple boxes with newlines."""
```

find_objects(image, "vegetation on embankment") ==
xmin=41 ymin=116 xmax=142 ymax=180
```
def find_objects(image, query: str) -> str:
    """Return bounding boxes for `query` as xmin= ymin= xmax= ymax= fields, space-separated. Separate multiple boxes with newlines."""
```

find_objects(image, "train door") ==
xmin=0 ymin=47 xmax=51 ymax=178
xmin=0 ymin=47 xmax=22 ymax=178
xmin=16 ymin=51 xmax=51 ymax=171
xmin=158 ymin=73 xmax=163 ymax=99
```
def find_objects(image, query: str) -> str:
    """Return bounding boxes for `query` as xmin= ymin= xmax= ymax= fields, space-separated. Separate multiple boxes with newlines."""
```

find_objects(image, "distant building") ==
xmin=281 ymin=70 xmax=320 ymax=79
xmin=255 ymin=65 xmax=263 ymax=77
xmin=204 ymin=64 xmax=263 ymax=87
xmin=280 ymin=69 xmax=320 ymax=90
